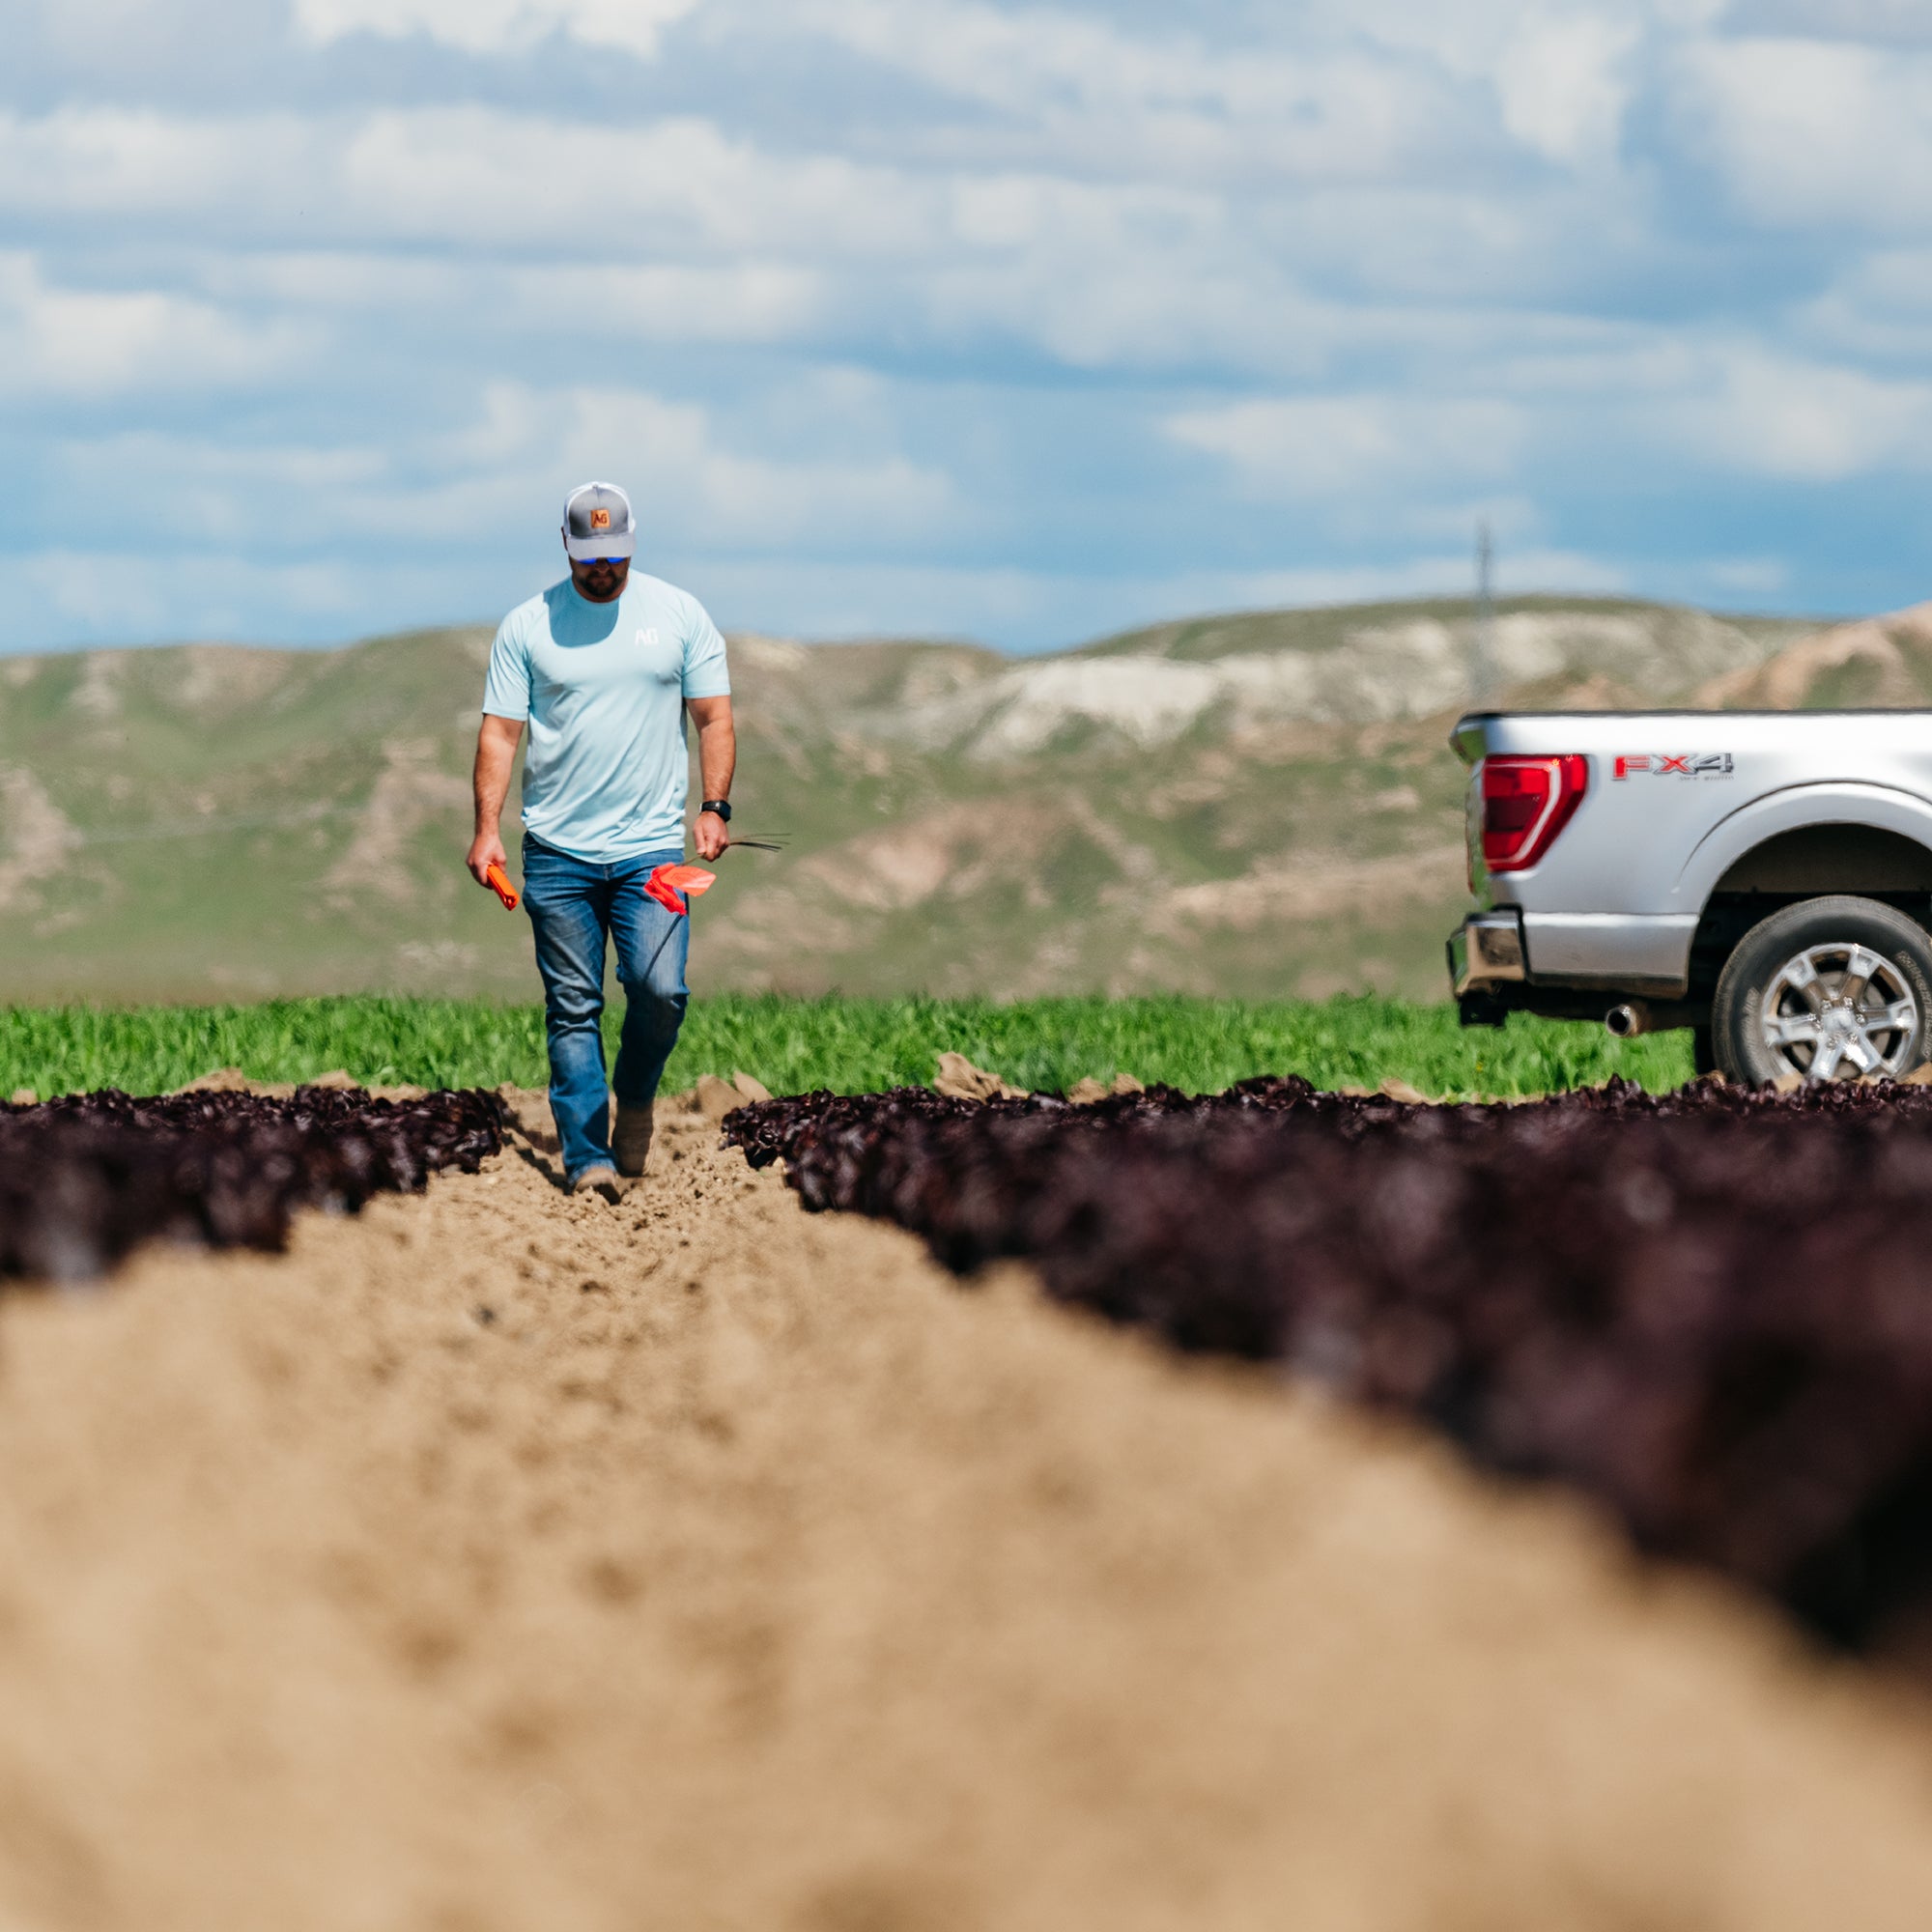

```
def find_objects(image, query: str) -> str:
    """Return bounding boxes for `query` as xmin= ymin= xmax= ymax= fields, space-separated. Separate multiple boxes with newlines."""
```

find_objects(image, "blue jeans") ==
xmin=521 ymin=835 xmax=690 ymax=1182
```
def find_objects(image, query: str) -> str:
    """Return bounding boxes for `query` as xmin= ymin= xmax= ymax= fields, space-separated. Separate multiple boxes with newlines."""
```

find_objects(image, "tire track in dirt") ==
xmin=0 ymin=1097 xmax=1929 ymax=1928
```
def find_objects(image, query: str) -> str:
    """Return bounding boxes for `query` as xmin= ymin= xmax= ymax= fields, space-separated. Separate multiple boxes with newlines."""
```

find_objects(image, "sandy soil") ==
xmin=3 ymin=1096 xmax=1932 ymax=1929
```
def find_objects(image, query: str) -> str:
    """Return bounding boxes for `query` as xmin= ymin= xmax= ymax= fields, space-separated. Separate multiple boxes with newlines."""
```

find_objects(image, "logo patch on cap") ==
xmin=590 ymin=508 xmax=611 ymax=531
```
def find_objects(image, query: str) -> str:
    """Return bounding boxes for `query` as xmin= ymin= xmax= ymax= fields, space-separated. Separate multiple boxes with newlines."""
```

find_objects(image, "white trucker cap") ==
xmin=562 ymin=480 xmax=637 ymax=561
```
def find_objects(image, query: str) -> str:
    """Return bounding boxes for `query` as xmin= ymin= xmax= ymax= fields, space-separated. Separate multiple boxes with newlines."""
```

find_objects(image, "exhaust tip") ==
xmin=1605 ymin=1003 xmax=1648 ymax=1039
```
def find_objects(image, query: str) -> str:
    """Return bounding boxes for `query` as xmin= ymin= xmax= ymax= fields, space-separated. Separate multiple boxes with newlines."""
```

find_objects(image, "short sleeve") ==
xmin=481 ymin=613 xmax=532 ymax=721
xmin=680 ymin=598 xmax=731 ymax=700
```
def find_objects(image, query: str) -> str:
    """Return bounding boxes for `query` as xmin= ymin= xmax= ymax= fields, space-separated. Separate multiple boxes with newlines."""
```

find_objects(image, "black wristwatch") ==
xmin=700 ymin=799 xmax=732 ymax=823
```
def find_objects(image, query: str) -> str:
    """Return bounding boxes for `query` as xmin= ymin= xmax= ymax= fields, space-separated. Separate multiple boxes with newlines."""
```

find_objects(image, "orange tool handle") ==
xmin=484 ymin=862 xmax=519 ymax=911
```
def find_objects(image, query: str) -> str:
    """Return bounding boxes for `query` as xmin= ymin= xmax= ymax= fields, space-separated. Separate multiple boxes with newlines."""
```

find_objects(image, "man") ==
xmin=468 ymin=481 xmax=734 ymax=1200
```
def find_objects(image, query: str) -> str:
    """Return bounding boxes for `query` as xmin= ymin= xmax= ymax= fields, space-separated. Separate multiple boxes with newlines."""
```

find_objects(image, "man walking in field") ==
xmin=469 ymin=482 xmax=734 ymax=1200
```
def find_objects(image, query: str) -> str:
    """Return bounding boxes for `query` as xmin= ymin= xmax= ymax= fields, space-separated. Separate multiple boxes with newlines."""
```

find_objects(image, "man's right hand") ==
xmin=468 ymin=830 xmax=508 ymax=888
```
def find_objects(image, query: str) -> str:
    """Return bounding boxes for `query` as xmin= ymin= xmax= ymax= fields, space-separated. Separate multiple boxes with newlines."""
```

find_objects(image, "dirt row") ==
xmin=727 ymin=1074 xmax=1932 ymax=1646
xmin=2 ymin=1091 xmax=1932 ymax=1927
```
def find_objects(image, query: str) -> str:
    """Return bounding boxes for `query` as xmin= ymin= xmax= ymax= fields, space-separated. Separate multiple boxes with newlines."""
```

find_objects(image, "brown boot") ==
xmin=612 ymin=1103 xmax=655 ymax=1177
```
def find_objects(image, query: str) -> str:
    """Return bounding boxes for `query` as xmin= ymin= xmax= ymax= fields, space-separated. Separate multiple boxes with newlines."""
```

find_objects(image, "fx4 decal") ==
xmin=1612 ymin=753 xmax=1734 ymax=780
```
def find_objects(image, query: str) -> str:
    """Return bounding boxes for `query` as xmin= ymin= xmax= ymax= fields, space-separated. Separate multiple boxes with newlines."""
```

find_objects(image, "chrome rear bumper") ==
xmin=1448 ymin=911 xmax=1526 ymax=998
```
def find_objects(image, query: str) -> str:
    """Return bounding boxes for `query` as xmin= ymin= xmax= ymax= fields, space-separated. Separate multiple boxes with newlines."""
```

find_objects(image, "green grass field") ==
xmin=0 ymin=994 xmax=1695 ymax=1102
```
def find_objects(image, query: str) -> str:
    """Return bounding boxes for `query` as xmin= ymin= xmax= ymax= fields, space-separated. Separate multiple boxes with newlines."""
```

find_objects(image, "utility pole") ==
xmin=1472 ymin=519 xmax=1495 ymax=708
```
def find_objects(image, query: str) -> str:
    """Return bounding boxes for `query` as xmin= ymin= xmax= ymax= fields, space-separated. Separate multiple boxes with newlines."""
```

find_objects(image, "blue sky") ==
xmin=7 ymin=0 xmax=1932 ymax=653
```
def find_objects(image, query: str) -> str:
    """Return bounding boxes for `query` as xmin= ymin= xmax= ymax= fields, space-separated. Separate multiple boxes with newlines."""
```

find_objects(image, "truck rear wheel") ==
xmin=1712 ymin=895 xmax=1932 ymax=1085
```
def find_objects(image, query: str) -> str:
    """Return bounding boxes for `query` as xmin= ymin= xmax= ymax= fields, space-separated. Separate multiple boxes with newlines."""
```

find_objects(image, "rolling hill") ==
xmin=0 ymin=595 xmax=1872 ymax=1005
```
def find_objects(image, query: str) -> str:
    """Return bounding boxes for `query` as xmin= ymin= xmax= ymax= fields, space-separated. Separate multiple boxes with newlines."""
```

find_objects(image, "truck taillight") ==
xmin=1481 ymin=754 xmax=1588 ymax=874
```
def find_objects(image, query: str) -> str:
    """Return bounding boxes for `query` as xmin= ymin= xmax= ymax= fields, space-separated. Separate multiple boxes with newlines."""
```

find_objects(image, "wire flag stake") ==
xmin=644 ymin=864 xmax=717 ymax=917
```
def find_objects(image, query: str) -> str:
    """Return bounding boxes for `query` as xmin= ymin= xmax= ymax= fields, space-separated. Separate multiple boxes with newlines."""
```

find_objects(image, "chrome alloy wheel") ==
xmin=1758 ymin=943 xmax=1921 ymax=1081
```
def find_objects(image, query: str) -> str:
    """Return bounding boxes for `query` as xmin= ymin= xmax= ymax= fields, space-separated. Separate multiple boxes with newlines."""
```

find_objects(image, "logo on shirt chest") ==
xmin=633 ymin=624 xmax=680 ymax=682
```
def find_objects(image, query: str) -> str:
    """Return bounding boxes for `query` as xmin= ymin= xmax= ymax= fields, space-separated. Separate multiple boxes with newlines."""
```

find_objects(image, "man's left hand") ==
xmin=695 ymin=810 xmax=729 ymax=861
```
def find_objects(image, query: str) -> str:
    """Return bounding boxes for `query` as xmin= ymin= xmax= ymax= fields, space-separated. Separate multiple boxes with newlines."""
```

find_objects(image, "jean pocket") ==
xmin=518 ymin=844 xmax=582 ymax=908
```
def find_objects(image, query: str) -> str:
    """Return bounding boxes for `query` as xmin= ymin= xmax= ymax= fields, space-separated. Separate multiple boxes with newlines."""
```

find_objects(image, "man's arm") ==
xmin=687 ymin=695 xmax=735 ymax=863
xmin=468 ymin=713 xmax=525 ymax=886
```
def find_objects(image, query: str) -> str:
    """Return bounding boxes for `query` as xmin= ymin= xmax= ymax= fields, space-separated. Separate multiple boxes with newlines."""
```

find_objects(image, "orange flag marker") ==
xmin=644 ymin=864 xmax=717 ymax=916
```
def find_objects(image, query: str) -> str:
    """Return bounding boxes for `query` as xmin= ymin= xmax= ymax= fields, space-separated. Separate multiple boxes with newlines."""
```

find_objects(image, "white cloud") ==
xmin=0 ymin=106 xmax=290 ymax=215
xmin=45 ymin=431 xmax=390 ymax=544
xmin=0 ymin=100 xmax=1498 ymax=378
xmin=0 ymin=104 xmax=918 ymax=254
xmin=1496 ymin=10 xmax=1641 ymax=166
xmin=1727 ymin=0 xmax=1932 ymax=42
xmin=449 ymin=382 xmax=956 ymax=550
xmin=0 ymin=550 xmax=402 ymax=641
xmin=173 ymin=248 xmax=824 ymax=348
xmin=0 ymin=253 xmax=306 ymax=398
xmin=1798 ymin=247 xmax=1932 ymax=358
xmin=337 ymin=108 xmax=931 ymax=254
xmin=1169 ymin=331 xmax=1932 ymax=504
xmin=1677 ymin=36 xmax=1932 ymax=230
xmin=0 ymin=95 xmax=1635 ymax=374
xmin=293 ymin=0 xmax=703 ymax=58
xmin=1671 ymin=348 xmax=1932 ymax=480
xmin=9 ymin=0 xmax=1932 ymax=654
xmin=500 ymin=261 xmax=826 ymax=342
xmin=46 ymin=378 xmax=955 ymax=560
xmin=1166 ymin=393 xmax=1527 ymax=502
xmin=788 ymin=0 xmax=1473 ymax=186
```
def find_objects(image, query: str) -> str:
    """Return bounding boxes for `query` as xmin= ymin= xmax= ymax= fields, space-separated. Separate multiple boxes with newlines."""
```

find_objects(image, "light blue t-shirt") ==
xmin=482 ymin=572 xmax=731 ymax=864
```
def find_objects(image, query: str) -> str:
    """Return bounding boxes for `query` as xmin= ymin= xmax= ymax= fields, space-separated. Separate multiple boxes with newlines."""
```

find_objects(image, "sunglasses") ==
xmin=576 ymin=555 xmax=629 ymax=567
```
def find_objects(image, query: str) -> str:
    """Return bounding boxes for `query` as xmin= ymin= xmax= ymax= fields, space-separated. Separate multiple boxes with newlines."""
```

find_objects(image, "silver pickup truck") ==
xmin=1448 ymin=712 xmax=1932 ymax=1084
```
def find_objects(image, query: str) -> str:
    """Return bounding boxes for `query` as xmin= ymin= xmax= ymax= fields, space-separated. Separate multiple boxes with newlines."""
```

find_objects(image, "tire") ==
xmin=1711 ymin=895 xmax=1932 ymax=1086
